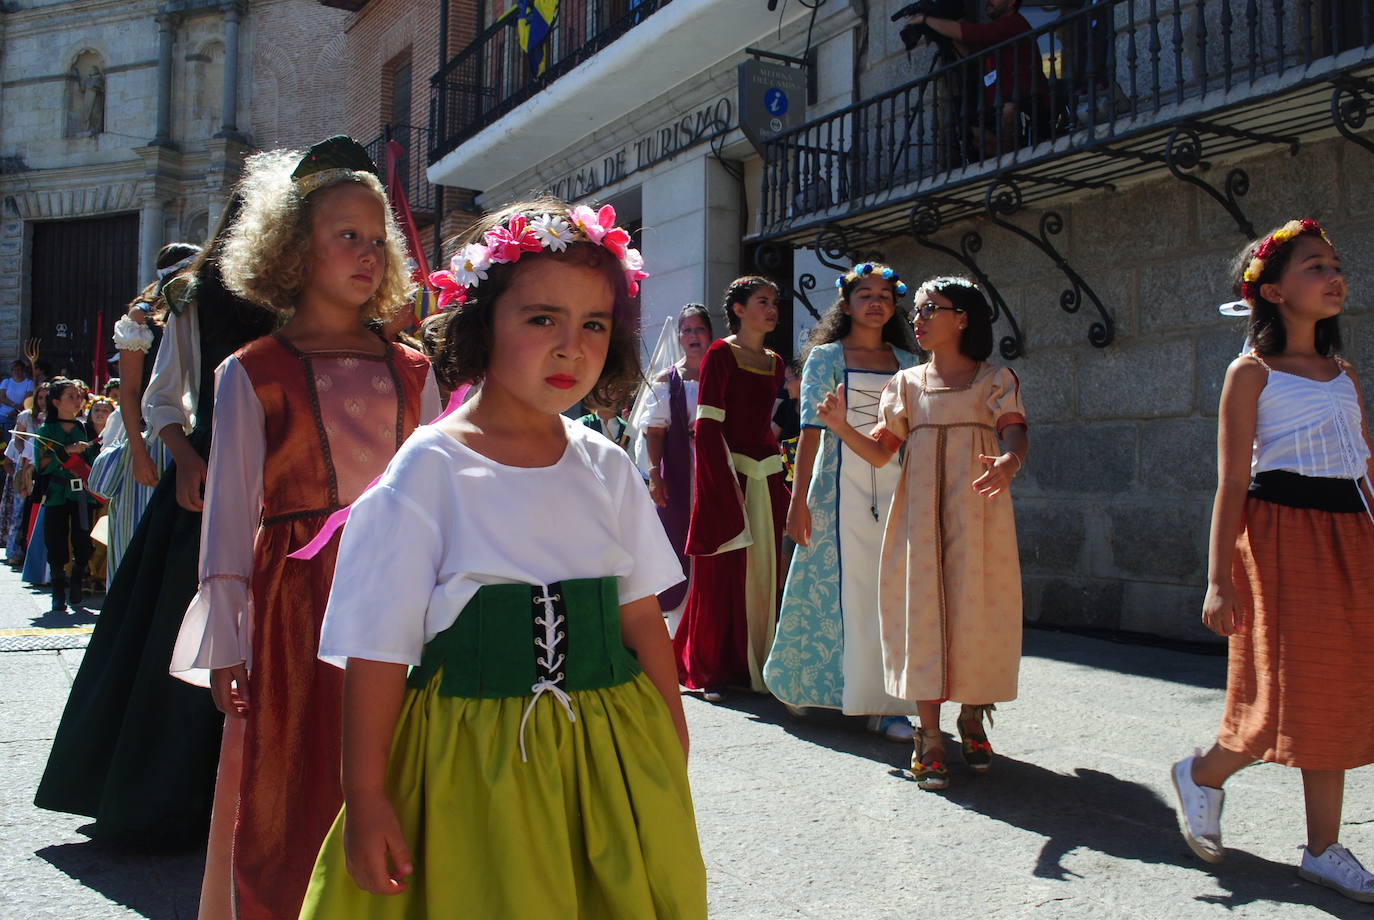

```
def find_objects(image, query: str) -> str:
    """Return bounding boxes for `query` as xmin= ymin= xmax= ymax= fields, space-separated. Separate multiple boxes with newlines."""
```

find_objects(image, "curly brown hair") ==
xmin=219 ymin=149 xmax=413 ymax=323
xmin=1230 ymin=221 xmax=1341 ymax=357
xmin=431 ymin=196 xmax=643 ymax=408
xmin=802 ymin=264 xmax=915 ymax=362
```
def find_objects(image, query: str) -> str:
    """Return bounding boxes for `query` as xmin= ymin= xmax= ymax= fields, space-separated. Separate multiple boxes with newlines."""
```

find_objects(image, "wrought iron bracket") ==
xmin=1332 ymin=76 xmax=1374 ymax=159
xmin=752 ymin=241 xmax=822 ymax=323
xmin=906 ymin=201 xmax=1024 ymax=360
xmin=1163 ymin=125 xmax=1255 ymax=239
xmin=1188 ymin=119 xmax=1300 ymax=156
xmin=813 ymin=224 xmax=885 ymax=273
xmin=982 ymin=178 xmax=1114 ymax=349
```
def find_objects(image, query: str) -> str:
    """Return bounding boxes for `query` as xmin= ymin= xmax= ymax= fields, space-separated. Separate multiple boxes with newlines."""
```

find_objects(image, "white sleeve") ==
xmin=642 ymin=380 xmax=672 ymax=429
xmin=170 ymin=356 xmax=265 ymax=685
xmin=420 ymin=369 xmax=442 ymax=423
xmin=143 ymin=305 xmax=201 ymax=439
xmin=319 ymin=454 xmax=445 ymax=667
xmin=610 ymin=451 xmax=685 ymax=604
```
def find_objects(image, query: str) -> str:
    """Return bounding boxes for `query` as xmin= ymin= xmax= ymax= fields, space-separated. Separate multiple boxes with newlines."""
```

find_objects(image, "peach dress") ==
xmin=873 ymin=362 xmax=1026 ymax=703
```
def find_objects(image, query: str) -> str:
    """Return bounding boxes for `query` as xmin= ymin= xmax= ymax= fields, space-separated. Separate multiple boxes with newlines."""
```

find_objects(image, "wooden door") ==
xmin=29 ymin=213 xmax=140 ymax=384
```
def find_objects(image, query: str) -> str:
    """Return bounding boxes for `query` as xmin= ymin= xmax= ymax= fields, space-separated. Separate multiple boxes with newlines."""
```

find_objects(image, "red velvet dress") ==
xmin=674 ymin=339 xmax=789 ymax=690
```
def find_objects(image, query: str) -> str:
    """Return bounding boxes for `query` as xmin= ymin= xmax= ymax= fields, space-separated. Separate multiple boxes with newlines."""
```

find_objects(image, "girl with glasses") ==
xmin=816 ymin=276 xmax=1028 ymax=790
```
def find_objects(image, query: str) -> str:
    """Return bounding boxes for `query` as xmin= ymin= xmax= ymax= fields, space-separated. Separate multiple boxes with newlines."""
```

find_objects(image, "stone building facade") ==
xmin=0 ymin=0 xmax=351 ymax=374
xmin=423 ymin=0 xmax=1374 ymax=642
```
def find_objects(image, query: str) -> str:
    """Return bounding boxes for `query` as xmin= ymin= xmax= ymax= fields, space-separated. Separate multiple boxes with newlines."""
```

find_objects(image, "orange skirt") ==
xmin=1222 ymin=496 xmax=1374 ymax=770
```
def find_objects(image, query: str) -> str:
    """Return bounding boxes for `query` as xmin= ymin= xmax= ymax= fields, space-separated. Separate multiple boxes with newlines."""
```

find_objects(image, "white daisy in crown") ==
xmin=530 ymin=213 xmax=574 ymax=252
xmin=452 ymin=242 xmax=493 ymax=287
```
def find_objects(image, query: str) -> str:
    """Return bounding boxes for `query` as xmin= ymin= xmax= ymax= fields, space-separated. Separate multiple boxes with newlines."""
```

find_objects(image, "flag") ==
xmin=515 ymin=0 xmax=558 ymax=78
xmin=385 ymin=138 xmax=432 ymax=332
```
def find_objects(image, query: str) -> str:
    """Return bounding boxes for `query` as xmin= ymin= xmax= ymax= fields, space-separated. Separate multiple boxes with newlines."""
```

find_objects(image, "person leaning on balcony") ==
xmin=908 ymin=0 xmax=1048 ymax=156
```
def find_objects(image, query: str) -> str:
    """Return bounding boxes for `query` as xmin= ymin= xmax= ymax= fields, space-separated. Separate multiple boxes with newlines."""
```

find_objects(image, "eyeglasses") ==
xmin=912 ymin=304 xmax=965 ymax=322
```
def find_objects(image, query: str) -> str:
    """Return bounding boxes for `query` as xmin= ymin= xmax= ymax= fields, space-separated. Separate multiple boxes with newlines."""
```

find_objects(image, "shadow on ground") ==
xmin=36 ymin=838 xmax=203 ymax=920
xmin=1021 ymin=626 xmax=1226 ymax=690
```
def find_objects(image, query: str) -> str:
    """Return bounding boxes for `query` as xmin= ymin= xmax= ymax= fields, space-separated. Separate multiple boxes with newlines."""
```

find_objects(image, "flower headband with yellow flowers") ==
xmin=836 ymin=262 xmax=908 ymax=297
xmin=1239 ymin=218 xmax=1333 ymax=304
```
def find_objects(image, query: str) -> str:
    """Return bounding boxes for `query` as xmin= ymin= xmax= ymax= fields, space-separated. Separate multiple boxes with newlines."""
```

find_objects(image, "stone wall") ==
xmin=867 ymin=134 xmax=1374 ymax=643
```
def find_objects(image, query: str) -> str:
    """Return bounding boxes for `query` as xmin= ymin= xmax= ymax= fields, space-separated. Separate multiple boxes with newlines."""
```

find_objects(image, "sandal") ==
xmin=911 ymin=727 xmax=949 ymax=791
xmin=957 ymin=703 xmax=996 ymax=774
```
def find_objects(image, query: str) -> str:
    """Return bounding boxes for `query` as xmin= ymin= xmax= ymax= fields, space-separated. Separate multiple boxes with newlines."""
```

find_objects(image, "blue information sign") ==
xmin=764 ymin=88 xmax=788 ymax=116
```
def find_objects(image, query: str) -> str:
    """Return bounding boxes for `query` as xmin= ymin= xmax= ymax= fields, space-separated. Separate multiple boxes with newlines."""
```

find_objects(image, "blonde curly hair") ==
xmin=219 ymin=148 xmax=413 ymax=323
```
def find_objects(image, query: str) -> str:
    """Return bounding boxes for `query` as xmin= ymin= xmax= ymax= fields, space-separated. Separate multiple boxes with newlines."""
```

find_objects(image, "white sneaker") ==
xmin=1299 ymin=843 xmax=1374 ymax=903
xmin=867 ymin=715 xmax=914 ymax=742
xmin=1170 ymin=751 xmax=1225 ymax=863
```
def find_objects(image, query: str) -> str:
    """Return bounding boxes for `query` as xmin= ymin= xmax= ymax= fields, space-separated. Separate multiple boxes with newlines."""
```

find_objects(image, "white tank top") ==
xmin=1251 ymin=361 xmax=1370 ymax=481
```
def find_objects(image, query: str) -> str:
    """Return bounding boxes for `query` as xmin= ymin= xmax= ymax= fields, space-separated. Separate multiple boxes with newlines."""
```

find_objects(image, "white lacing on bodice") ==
xmin=517 ymin=588 xmax=576 ymax=762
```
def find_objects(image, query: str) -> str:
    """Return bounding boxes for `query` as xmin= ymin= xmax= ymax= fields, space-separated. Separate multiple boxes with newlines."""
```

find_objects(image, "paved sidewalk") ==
xmin=0 ymin=559 xmax=1369 ymax=917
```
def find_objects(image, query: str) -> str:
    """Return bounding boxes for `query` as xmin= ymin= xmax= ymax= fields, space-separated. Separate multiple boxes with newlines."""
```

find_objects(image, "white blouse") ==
xmin=642 ymin=376 xmax=699 ymax=430
xmin=318 ymin=419 xmax=684 ymax=668
xmin=1252 ymin=368 xmax=1370 ymax=480
xmin=141 ymin=304 xmax=200 ymax=440
xmin=169 ymin=354 xmax=441 ymax=683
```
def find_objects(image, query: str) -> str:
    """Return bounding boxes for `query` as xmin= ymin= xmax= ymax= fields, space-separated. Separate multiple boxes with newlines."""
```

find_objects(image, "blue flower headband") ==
xmin=836 ymin=263 xmax=908 ymax=297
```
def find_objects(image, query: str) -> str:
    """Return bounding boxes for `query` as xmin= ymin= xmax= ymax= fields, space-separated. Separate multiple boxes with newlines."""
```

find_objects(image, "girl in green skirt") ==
xmin=299 ymin=198 xmax=706 ymax=919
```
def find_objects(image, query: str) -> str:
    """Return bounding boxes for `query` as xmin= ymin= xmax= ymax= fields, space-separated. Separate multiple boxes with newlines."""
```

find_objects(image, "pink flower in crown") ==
xmin=428 ymin=270 xmax=467 ymax=309
xmin=569 ymin=204 xmax=631 ymax=258
xmin=451 ymin=242 xmax=493 ymax=287
xmin=622 ymin=247 xmax=649 ymax=297
xmin=484 ymin=214 xmax=542 ymax=263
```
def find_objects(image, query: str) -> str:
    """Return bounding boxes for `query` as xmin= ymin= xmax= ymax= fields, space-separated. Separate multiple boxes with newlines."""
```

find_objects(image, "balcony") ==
xmin=364 ymin=123 xmax=437 ymax=216
xmin=430 ymin=0 xmax=675 ymax=161
xmin=427 ymin=0 xmax=819 ymax=191
xmin=758 ymin=0 xmax=1374 ymax=250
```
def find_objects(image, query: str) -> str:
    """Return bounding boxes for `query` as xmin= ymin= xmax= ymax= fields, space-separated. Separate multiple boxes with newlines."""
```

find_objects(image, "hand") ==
xmin=210 ymin=661 xmax=250 ymax=717
xmin=127 ymin=308 xmax=150 ymax=327
xmin=1201 ymin=581 xmax=1245 ymax=637
xmin=786 ymin=496 xmax=812 ymax=546
xmin=131 ymin=442 xmax=159 ymax=488
xmin=815 ymin=383 xmax=847 ymax=430
xmin=175 ymin=452 xmax=208 ymax=512
xmin=343 ymin=794 xmax=413 ymax=895
xmin=69 ymin=441 xmax=91 ymax=455
xmin=908 ymin=13 xmax=926 ymax=24
xmin=648 ymin=470 xmax=668 ymax=508
xmin=972 ymin=452 xmax=1017 ymax=499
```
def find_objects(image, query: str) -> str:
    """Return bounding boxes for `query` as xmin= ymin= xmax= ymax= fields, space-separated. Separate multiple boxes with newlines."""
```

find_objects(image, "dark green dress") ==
xmin=34 ymin=276 xmax=275 ymax=844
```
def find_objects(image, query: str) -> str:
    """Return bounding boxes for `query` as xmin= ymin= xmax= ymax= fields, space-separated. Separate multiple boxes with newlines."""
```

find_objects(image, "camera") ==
xmin=893 ymin=0 xmax=966 ymax=50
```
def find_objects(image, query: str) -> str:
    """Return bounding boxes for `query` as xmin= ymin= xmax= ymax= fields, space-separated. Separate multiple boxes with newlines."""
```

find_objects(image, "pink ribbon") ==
xmin=288 ymin=384 xmax=470 ymax=561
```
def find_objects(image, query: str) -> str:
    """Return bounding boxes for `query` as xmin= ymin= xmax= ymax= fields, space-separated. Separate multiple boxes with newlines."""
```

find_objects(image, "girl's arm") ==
xmin=169 ymin=357 xmax=265 ymax=694
xmin=972 ymin=424 xmax=1028 ymax=499
xmin=786 ymin=428 xmax=822 ymax=545
xmin=341 ymin=658 xmax=413 ymax=895
xmin=815 ymin=384 xmax=897 ymax=469
xmin=620 ymin=593 xmax=689 ymax=758
xmin=143 ymin=306 xmax=205 ymax=511
xmin=1203 ymin=356 xmax=1266 ymax=637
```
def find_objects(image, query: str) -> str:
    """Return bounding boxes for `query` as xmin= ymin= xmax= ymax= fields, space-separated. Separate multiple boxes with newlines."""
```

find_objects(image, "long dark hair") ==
xmin=44 ymin=377 xmax=79 ymax=425
xmin=921 ymin=276 xmax=994 ymax=361
xmin=1232 ymin=222 xmax=1341 ymax=357
xmin=803 ymin=266 xmax=915 ymax=362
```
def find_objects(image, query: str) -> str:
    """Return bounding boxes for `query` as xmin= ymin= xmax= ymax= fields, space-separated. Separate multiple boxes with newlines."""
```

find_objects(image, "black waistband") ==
xmin=1248 ymin=469 xmax=1365 ymax=513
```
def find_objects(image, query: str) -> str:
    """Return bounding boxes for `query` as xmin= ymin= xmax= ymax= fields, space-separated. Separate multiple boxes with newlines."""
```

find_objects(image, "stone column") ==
xmin=216 ymin=1 xmax=243 ymax=138
xmin=138 ymin=196 xmax=166 ymax=285
xmin=153 ymin=10 xmax=176 ymax=146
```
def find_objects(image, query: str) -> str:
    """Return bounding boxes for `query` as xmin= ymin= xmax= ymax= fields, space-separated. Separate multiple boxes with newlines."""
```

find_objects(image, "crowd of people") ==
xmin=13 ymin=130 xmax=1372 ymax=917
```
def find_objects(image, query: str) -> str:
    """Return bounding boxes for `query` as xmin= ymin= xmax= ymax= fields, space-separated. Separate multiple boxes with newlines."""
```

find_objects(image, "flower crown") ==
xmin=836 ymin=262 xmax=908 ymax=297
xmin=428 ymin=204 xmax=648 ymax=310
xmin=1240 ymin=218 xmax=1332 ymax=302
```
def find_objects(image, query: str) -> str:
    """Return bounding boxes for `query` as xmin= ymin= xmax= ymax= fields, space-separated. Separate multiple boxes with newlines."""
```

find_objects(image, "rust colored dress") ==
xmin=171 ymin=333 xmax=435 ymax=920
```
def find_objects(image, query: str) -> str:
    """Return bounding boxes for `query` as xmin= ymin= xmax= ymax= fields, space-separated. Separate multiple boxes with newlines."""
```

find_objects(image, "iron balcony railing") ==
xmin=429 ymin=0 xmax=673 ymax=162
xmin=364 ymin=123 xmax=437 ymax=215
xmin=760 ymin=0 xmax=1374 ymax=239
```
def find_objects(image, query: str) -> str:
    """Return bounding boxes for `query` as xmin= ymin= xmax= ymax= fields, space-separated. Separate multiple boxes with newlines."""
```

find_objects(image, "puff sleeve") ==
xmin=873 ymin=368 xmax=915 ymax=453
xmin=986 ymin=366 xmax=1027 ymax=437
xmin=799 ymin=342 xmax=841 ymax=430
